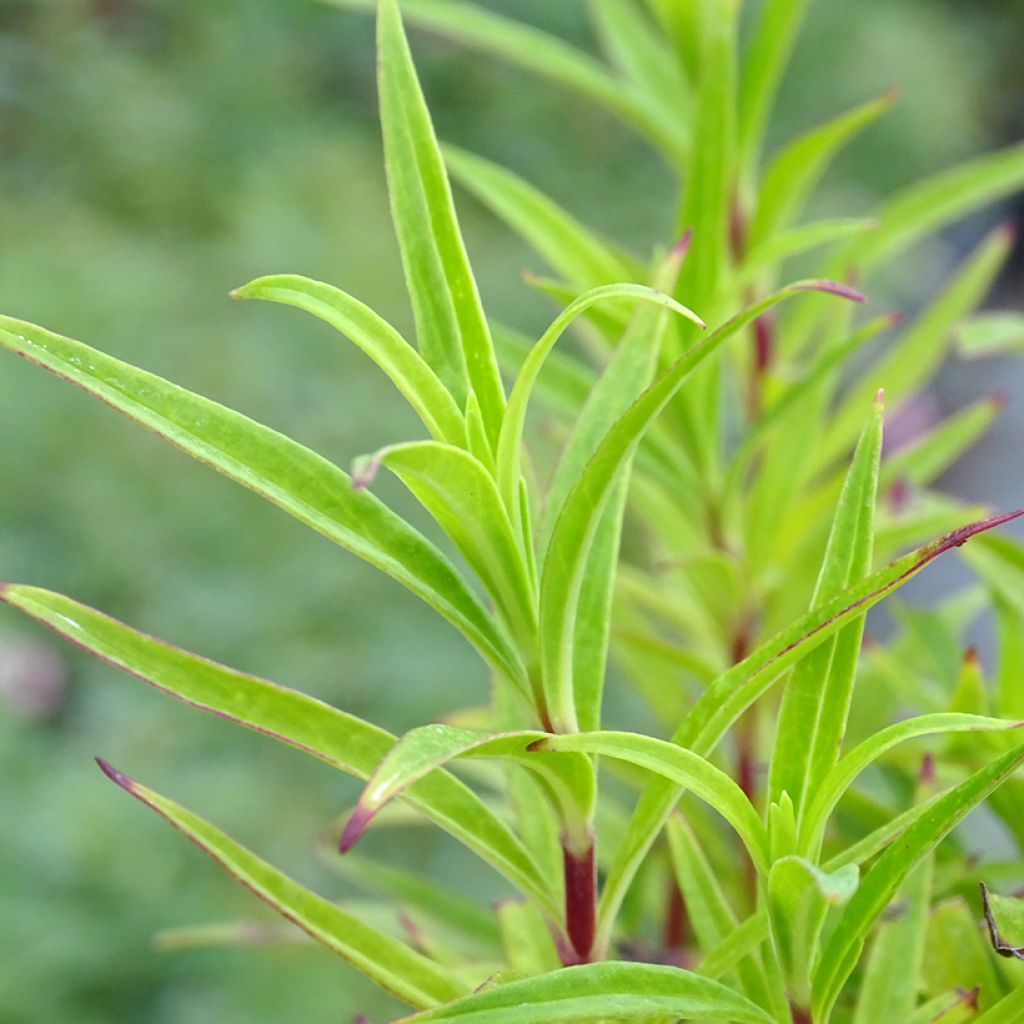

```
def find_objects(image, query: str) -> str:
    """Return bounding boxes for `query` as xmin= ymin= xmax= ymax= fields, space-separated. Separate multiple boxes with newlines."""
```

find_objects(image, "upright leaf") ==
xmin=768 ymin=395 xmax=883 ymax=819
xmin=377 ymin=0 xmax=505 ymax=439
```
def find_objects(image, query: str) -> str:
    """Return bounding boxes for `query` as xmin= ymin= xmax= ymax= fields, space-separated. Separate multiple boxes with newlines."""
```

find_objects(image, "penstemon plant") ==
xmin=5 ymin=0 xmax=1024 ymax=1020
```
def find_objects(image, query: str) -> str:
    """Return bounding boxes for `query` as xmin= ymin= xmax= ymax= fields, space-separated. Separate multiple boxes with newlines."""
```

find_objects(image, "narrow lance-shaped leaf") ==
xmin=811 ymin=742 xmax=1024 ymax=1021
xmin=749 ymin=90 xmax=896 ymax=248
xmin=737 ymin=0 xmax=810 ymax=178
xmin=539 ymin=281 xmax=860 ymax=732
xmin=0 ymin=584 xmax=556 ymax=915
xmin=444 ymin=145 xmax=641 ymax=292
xmin=801 ymin=712 xmax=1024 ymax=855
xmin=666 ymin=817 xmax=781 ymax=1012
xmin=0 ymin=316 xmax=525 ymax=685
xmin=340 ymin=726 xmax=596 ymax=856
xmin=95 ymin=760 xmax=468 ymax=1010
xmin=880 ymin=393 xmax=1005 ymax=491
xmin=496 ymin=283 xmax=704 ymax=521
xmin=768 ymin=394 xmax=883 ymax=819
xmin=377 ymin=0 xmax=505 ymax=441
xmin=820 ymin=222 xmax=1014 ymax=466
xmin=231 ymin=274 xmax=466 ymax=446
xmin=595 ymin=508 xmax=1024 ymax=954
xmin=766 ymin=858 xmax=859 ymax=1009
xmin=396 ymin=961 xmax=775 ymax=1024
xmin=353 ymin=441 xmax=537 ymax=658
xmin=326 ymin=0 xmax=688 ymax=162
xmin=548 ymin=246 xmax=687 ymax=731
xmin=534 ymin=731 xmax=769 ymax=874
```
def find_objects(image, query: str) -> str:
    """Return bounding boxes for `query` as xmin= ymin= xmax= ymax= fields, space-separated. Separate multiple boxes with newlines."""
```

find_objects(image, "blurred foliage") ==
xmin=0 ymin=1 xmax=1020 ymax=1021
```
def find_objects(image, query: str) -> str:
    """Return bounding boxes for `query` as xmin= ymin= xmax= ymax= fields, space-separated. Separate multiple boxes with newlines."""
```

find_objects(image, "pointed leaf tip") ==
xmin=943 ymin=508 xmax=1024 ymax=550
xmin=351 ymin=454 xmax=383 ymax=491
xmin=798 ymin=280 xmax=866 ymax=303
xmin=339 ymin=804 xmax=375 ymax=853
xmin=95 ymin=756 xmax=134 ymax=790
xmin=673 ymin=228 xmax=694 ymax=259
xmin=886 ymin=311 xmax=907 ymax=328
xmin=875 ymin=388 xmax=885 ymax=407
xmin=990 ymin=390 xmax=1010 ymax=411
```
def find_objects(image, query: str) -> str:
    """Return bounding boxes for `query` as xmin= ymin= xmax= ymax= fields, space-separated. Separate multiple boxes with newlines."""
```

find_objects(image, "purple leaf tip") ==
xmin=351 ymin=454 xmax=383 ymax=491
xmin=1000 ymin=221 xmax=1019 ymax=245
xmin=919 ymin=752 xmax=935 ymax=785
xmin=95 ymin=756 xmax=134 ymax=791
xmin=339 ymin=804 xmax=375 ymax=853
xmin=886 ymin=311 xmax=907 ymax=329
xmin=801 ymin=280 xmax=866 ymax=303
xmin=672 ymin=228 xmax=694 ymax=259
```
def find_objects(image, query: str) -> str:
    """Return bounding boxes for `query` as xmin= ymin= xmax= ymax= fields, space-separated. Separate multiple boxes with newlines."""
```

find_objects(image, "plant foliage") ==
xmin=4 ymin=0 xmax=1024 ymax=1020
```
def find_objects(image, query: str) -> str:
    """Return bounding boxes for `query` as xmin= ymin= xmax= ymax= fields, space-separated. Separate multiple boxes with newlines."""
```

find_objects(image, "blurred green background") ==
xmin=0 ymin=1 xmax=1021 ymax=1021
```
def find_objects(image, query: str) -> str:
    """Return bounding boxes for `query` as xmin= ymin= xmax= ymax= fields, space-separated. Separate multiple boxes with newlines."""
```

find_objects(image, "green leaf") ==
xmin=323 ymin=851 xmax=502 ymax=951
xmin=0 ymin=585 xmax=555 ymax=914
xmin=811 ymin=742 xmax=1024 ymax=1021
xmin=341 ymin=725 xmax=595 ymax=854
xmin=589 ymin=0 xmax=692 ymax=122
xmin=0 ymin=316 xmax=524 ymax=684
xmin=973 ymin=984 xmax=1024 ymax=1023
xmin=496 ymin=283 xmax=704 ymax=519
xmin=444 ymin=146 xmax=640 ymax=292
xmin=767 ymin=857 xmax=859 ymax=1008
xmin=737 ymin=0 xmax=810 ymax=176
xmin=844 ymin=140 xmax=1024 ymax=273
xmin=96 ymin=760 xmax=467 ymax=1010
xmin=738 ymin=217 xmax=878 ymax=286
xmin=923 ymin=897 xmax=1003 ymax=1011
xmin=535 ymin=731 xmax=768 ymax=873
xmin=749 ymin=90 xmax=896 ymax=248
xmin=326 ymin=0 xmax=687 ymax=162
xmin=395 ymin=961 xmax=775 ymax=1024
xmin=377 ymin=0 xmax=505 ymax=439
xmin=881 ymin=394 xmax=1004 ymax=490
xmin=667 ymin=818 xmax=779 ymax=1010
xmin=497 ymin=900 xmax=562 ymax=977
xmin=982 ymin=883 xmax=1024 ymax=958
xmin=852 ymin=857 xmax=933 ymax=1024
xmin=231 ymin=274 xmax=466 ymax=446
xmin=821 ymin=222 xmax=1014 ymax=466
xmin=956 ymin=311 xmax=1024 ymax=359
xmin=356 ymin=441 xmax=537 ymax=655
xmin=539 ymin=280 xmax=859 ymax=731
xmin=768 ymin=393 xmax=883 ymax=820
xmin=801 ymin=713 xmax=1023 ymax=855
xmin=596 ymin=509 xmax=1024 ymax=952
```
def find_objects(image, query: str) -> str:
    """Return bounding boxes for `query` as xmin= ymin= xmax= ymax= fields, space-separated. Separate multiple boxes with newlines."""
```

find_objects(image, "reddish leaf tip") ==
xmin=999 ymin=221 xmax=1019 ymax=245
xmin=886 ymin=311 xmax=907 ymax=329
xmin=95 ymin=756 xmax=134 ymax=791
xmin=672 ymin=228 xmax=694 ymax=259
xmin=882 ymin=85 xmax=902 ymax=104
xmin=919 ymin=752 xmax=936 ymax=785
xmin=990 ymin=390 xmax=1010 ymax=411
xmin=801 ymin=280 xmax=866 ymax=303
xmin=339 ymin=804 xmax=375 ymax=854
xmin=351 ymin=454 xmax=383 ymax=491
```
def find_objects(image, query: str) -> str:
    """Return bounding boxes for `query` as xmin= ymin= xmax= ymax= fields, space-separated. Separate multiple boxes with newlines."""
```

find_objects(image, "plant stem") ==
xmin=790 ymin=1005 xmax=812 ymax=1024
xmin=562 ymin=839 xmax=596 ymax=963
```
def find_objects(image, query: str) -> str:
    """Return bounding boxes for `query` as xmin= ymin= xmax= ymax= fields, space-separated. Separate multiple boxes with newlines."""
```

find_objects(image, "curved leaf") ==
xmin=811 ymin=742 xmax=1024 ymax=1021
xmin=0 ymin=315 xmax=524 ymax=684
xmin=443 ymin=146 xmax=641 ymax=291
xmin=396 ymin=961 xmax=775 ymax=1024
xmin=496 ymin=283 xmax=704 ymax=518
xmin=232 ymin=274 xmax=466 ymax=446
xmin=356 ymin=441 xmax=537 ymax=654
xmin=96 ymin=760 xmax=467 ymax=1010
xmin=801 ymin=712 xmax=1024 ymax=853
xmin=539 ymin=281 xmax=860 ymax=731
xmin=341 ymin=726 xmax=594 ymax=855
xmin=0 ymin=584 xmax=556 ymax=915
xmin=535 ymin=731 xmax=768 ymax=873
xmin=595 ymin=509 xmax=1024 ymax=952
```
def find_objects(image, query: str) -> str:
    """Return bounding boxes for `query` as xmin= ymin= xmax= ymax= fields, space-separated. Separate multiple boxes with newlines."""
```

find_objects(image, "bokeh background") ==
xmin=0 ymin=1 xmax=1021 ymax=1021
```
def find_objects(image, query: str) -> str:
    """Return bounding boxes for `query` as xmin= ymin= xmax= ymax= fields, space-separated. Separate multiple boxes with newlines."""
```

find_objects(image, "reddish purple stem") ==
xmin=563 ymin=843 xmax=595 ymax=963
